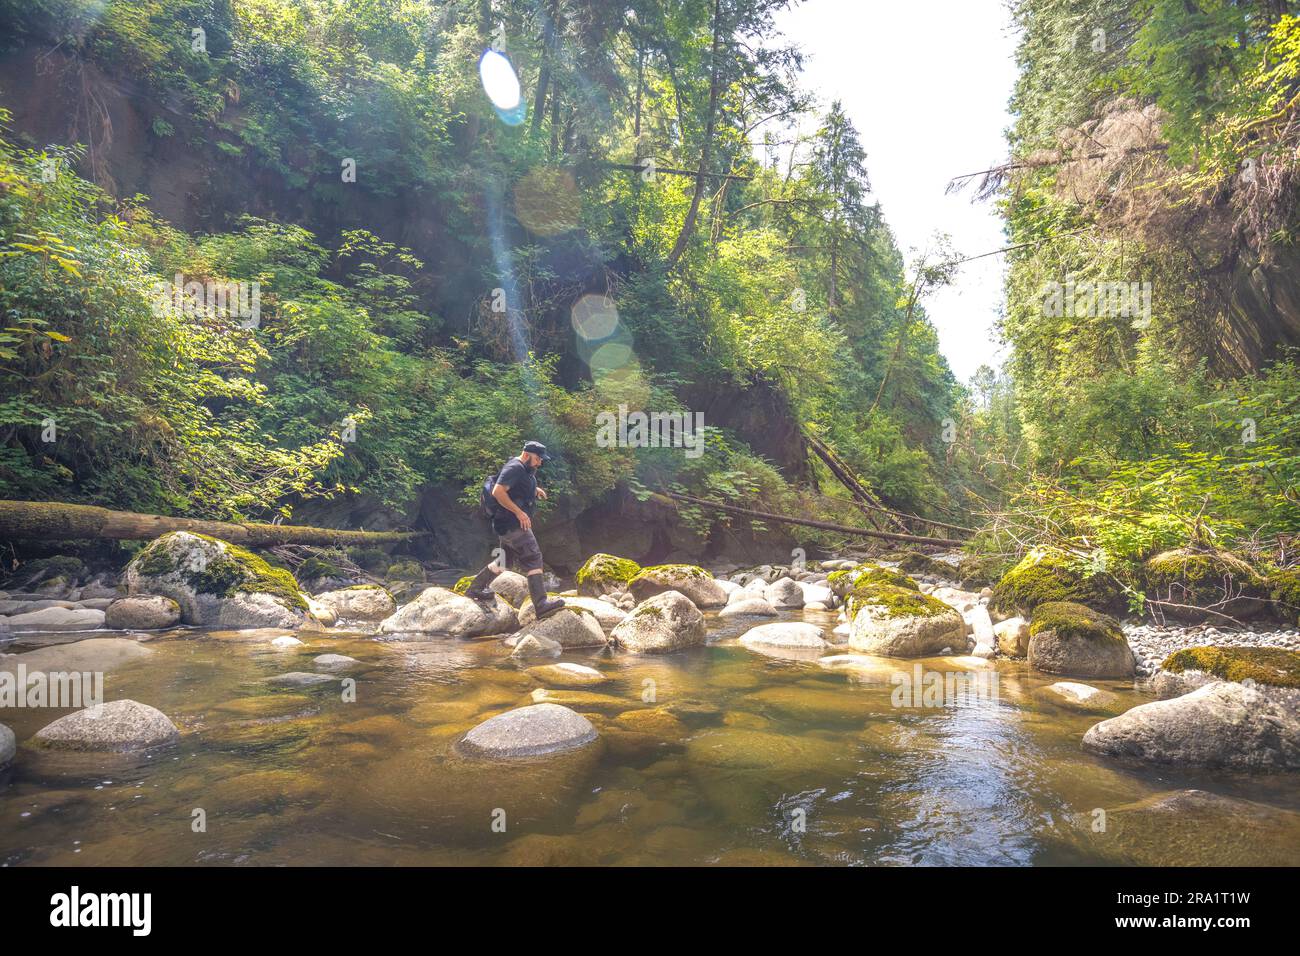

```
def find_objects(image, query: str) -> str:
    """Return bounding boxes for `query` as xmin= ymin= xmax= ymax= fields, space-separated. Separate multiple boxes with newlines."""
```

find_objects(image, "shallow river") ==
xmin=2 ymin=608 xmax=1298 ymax=866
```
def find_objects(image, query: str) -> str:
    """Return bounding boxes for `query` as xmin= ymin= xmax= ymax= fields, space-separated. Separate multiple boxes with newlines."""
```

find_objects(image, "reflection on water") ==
xmin=2 ymin=609 xmax=1298 ymax=867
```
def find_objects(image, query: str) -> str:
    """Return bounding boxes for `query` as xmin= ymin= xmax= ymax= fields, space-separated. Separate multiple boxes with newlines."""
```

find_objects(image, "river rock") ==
xmin=1 ymin=638 xmax=153 ymax=676
xmin=1041 ymin=680 xmax=1119 ymax=711
xmin=5 ymin=606 xmax=105 ymax=632
xmin=847 ymin=585 xmax=966 ymax=657
xmin=738 ymin=622 xmax=826 ymax=650
xmin=486 ymin=570 xmax=530 ymax=607
xmin=610 ymin=590 xmax=706 ymax=653
xmin=305 ymin=597 xmax=337 ymax=627
xmin=526 ymin=663 xmax=610 ymax=688
xmin=377 ymin=587 xmax=517 ymax=639
xmin=104 ymin=595 xmax=181 ymax=630
xmin=512 ymin=607 xmax=608 ymax=649
xmin=763 ymin=577 xmax=805 ymax=609
xmin=718 ymin=597 xmax=779 ymax=618
xmin=994 ymin=616 xmax=1029 ymax=657
xmin=519 ymin=595 xmax=626 ymax=632
xmin=312 ymin=653 xmax=360 ymax=672
xmin=628 ymin=565 xmax=728 ymax=608
xmin=1081 ymin=681 xmax=1300 ymax=771
xmin=1027 ymin=601 xmax=1134 ymax=678
xmin=0 ymin=723 xmax=13 ymax=768
xmin=124 ymin=531 xmax=309 ymax=628
xmin=509 ymin=634 xmax=563 ymax=658
xmin=798 ymin=582 xmax=835 ymax=606
xmin=459 ymin=703 xmax=597 ymax=757
xmin=312 ymin=585 xmax=396 ymax=622
xmin=31 ymin=699 xmax=179 ymax=752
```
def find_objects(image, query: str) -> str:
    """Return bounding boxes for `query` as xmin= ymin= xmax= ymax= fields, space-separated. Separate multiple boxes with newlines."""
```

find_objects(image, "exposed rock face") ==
xmin=519 ymin=595 xmax=626 ymax=632
xmin=104 ymin=595 xmax=181 ymax=630
xmin=575 ymin=553 xmax=641 ymax=596
xmin=4 ymin=606 xmax=105 ymax=632
xmin=994 ymin=616 xmax=1030 ymax=657
xmin=125 ymin=531 xmax=309 ymax=628
xmin=718 ymin=597 xmax=779 ymax=618
xmin=763 ymin=577 xmax=805 ymax=608
xmin=459 ymin=703 xmax=597 ymax=757
xmin=1027 ymin=601 xmax=1135 ymax=678
xmin=31 ymin=699 xmax=179 ymax=753
xmin=512 ymin=607 xmax=608 ymax=649
xmin=846 ymin=585 xmax=965 ymax=657
xmin=610 ymin=590 xmax=707 ymax=653
xmin=311 ymin=585 xmax=396 ymax=623
xmin=376 ymin=587 xmax=517 ymax=639
xmin=1082 ymin=682 xmax=1300 ymax=771
xmin=627 ymin=565 xmax=728 ymax=608
xmin=488 ymin=570 xmax=531 ymax=607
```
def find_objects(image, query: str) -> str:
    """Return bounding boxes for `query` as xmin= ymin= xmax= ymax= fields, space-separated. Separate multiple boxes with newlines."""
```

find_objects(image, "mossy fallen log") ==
xmin=0 ymin=500 xmax=423 ymax=546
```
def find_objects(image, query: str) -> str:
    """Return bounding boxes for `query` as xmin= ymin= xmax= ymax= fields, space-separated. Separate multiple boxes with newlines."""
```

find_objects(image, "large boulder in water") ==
xmin=1082 ymin=682 xmax=1300 ymax=771
xmin=627 ymin=565 xmax=727 ymax=608
xmin=610 ymin=590 xmax=706 ymax=653
xmin=1027 ymin=601 xmax=1134 ymax=678
xmin=764 ymin=577 xmax=805 ymax=608
xmin=460 ymin=703 xmax=598 ymax=757
xmin=31 ymin=699 xmax=179 ymax=753
xmin=846 ymin=584 xmax=965 ymax=657
xmin=518 ymin=595 xmax=626 ymax=632
xmin=4 ymin=606 xmax=104 ymax=632
xmin=311 ymin=584 xmax=396 ymax=623
xmin=125 ymin=531 xmax=309 ymax=628
xmin=511 ymin=607 xmax=608 ymax=649
xmin=377 ymin=587 xmax=516 ymax=639
xmin=575 ymin=553 xmax=641 ymax=596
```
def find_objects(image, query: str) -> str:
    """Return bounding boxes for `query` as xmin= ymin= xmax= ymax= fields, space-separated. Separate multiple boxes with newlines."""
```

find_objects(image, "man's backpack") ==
xmin=480 ymin=473 xmax=500 ymax=518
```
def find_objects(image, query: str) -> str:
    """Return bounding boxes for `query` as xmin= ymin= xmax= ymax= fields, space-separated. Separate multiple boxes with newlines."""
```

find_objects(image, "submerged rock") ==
xmin=610 ymin=590 xmax=706 ymax=653
xmin=846 ymin=585 xmax=965 ymax=657
xmin=459 ymin=703 xmax=597 ymax=757
xmin=104 ymin=595 xmax=181 ymax=630
xmin=377 ymin=586 xmax=517 ymax=639
xmin=312 ymin=654 xmax=360 ymax=672
xmin=1040 ymin=681 xmax=1119 ymax=712
xmin=312 ymin=585 xmax=397 ymax=623
xmin=5 ymin=606 xmax=105 ymax=632
xmin=1082 ymin=681 xmax=1300 ymax=770
xmin=1027 ymin=601 xmax=1134 ymax=678
xmin=31 ymin=699 xmax=179 ymax=753
xmin=526 ymin=663 xmax=610 ymax=688
xmin=628 ymin=565 xmax=727 ymax=608
xmin=263 ymin=671 xmax=337 ymax=688
xmin=1 ymin=638 xmax=153 ymax=676
xmin=125 ymin=531 xmax=309 ymax=629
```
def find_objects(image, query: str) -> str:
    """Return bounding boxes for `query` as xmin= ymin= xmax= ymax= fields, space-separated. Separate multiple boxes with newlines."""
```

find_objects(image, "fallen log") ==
xmin=654 ymin=491 xmax=966 ymax=548
xmin=0 ymin=500 xmax=423 ymax=547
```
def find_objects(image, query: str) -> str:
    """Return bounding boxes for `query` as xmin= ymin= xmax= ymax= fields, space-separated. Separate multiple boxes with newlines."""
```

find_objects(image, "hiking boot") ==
xmin=527 ymin=572 xmax=565 ymax=619
xmin=464 ymin=565 xmax=500 ymax=602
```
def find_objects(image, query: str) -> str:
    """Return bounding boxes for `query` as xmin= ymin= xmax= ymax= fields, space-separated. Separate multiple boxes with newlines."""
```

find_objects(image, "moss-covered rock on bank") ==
xmin=1027 ymin=600 xmax=1134 ymax=679
xmin=1143 ymin=548 xmax=1269 ymax=622
xmin=991 ymin=547 xmax=1122 ymax=615
xmin=1161 ymin=645 xmax=1300 ymax=689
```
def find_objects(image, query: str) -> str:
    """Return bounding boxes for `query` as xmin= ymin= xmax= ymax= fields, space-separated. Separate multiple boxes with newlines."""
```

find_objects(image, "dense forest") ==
xmin=0 ymin=0 xmax=1297 ymax=601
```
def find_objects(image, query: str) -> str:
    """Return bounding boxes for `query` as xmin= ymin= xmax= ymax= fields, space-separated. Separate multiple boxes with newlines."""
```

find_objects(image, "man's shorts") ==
xmin=498 ymin=526 xmax=544 ymax=573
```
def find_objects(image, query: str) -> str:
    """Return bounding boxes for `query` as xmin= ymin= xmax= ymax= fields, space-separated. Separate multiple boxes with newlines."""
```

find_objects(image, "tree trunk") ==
xmin=0 ymin=500 xmax=424 ymax=546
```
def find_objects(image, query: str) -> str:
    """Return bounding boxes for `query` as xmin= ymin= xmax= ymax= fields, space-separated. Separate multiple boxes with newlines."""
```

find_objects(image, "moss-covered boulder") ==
xmin=610 ymin=590 xmax=706 ymax=653
xmin=1027 ymin=601 xmax=1134 ymax=679
xmin=896 ymin=552 xmax=955 ymax=579
xmin=627 ymin=564 xmax=727 ymax=608
xmin=846 ymin=583 xmax=966 ymax=657
xmin=1143 ymin=548 xmax=1269 ymax=622
xmin=990 ymin=547 xmax=1122 ymax=615
xmin=386 ymin=559 xmax=425 ymax=582
xmin=1267 ymin=567 xmax=1300 ymax=625
xmin=125 ymin=531 xmax=308 ymax=628
xmin=1161 ymin=645 xmax=1300 ymax=689
xmin=575 ymin=553 xmax=641 ymax=596
xmin=957 ymin=553 xmax=1011 ymax=589
xmin=827 ymin=564 xmax=918 ymax=598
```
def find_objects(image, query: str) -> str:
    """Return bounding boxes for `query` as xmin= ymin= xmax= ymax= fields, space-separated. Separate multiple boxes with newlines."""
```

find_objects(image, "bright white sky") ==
xmin=771 ymin=0 xmax=1020 ymax=383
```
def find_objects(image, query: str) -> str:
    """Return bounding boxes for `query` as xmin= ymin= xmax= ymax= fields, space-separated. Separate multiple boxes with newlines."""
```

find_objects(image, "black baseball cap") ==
xmin=522 ymin=440 xmax=551 ymax=461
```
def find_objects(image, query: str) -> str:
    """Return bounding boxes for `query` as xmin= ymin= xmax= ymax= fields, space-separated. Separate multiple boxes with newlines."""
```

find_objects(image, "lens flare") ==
xmin=478 ymin=49 xmax=526 ymax=125
xmin=570 ymin=294 xmax=620 ymax=341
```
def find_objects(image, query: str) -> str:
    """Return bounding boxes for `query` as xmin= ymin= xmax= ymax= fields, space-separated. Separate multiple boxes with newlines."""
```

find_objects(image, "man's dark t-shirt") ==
xmin=491 ymin=456 xmax=537 ymax=534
